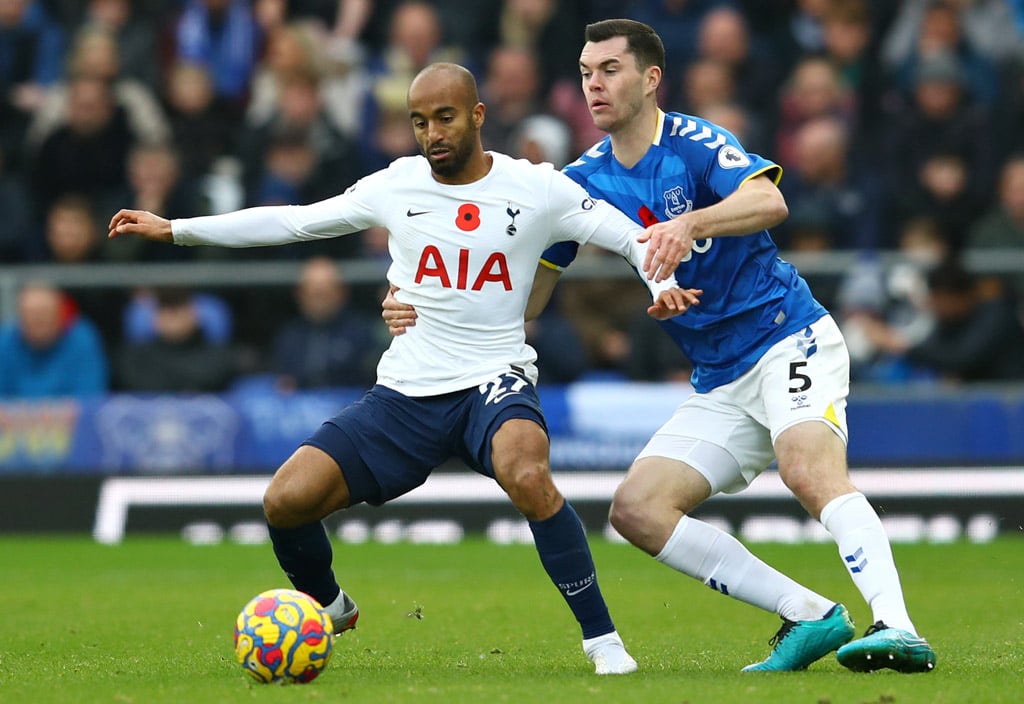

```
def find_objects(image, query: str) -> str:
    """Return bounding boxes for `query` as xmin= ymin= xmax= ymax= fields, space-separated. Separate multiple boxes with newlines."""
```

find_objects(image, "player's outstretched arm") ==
xmin=648 ymin=288 xmax=702 ymax=321
xmin=107 ymin=209 xmax=173 ymax=243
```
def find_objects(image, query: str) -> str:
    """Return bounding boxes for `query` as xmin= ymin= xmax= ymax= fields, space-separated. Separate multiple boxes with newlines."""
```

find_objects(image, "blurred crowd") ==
xmin=1 ymin=0 xmax=1024 ymax=398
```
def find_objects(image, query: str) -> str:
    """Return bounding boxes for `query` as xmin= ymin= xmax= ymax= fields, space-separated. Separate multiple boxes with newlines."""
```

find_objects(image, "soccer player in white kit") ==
xmin=108 ymin=62 xmax=700 ymax=675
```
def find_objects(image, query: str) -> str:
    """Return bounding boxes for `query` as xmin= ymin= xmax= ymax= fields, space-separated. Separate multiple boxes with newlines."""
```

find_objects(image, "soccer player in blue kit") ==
xmin=384 ymin=20 xmax=936 ymax=673
xmin=109 ymin=62 xmax=701 ymax=675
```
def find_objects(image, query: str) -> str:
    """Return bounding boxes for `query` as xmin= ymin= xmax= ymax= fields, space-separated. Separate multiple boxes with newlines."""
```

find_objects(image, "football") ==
xmin=233 ymin=588 xmax=334 ymax=684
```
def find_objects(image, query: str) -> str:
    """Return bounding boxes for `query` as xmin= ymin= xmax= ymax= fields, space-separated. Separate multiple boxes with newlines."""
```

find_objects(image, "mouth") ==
xmin=429 ymin=146 xmax=452 ymax=160
xmin=589 ymin=100 xmax=609 ymax=113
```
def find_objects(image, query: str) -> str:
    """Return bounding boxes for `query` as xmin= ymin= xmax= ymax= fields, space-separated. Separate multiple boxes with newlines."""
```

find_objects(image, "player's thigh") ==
xmin=760 ymin=314 xmax=850 ymax=446
xmin=774 ymin=421 xmax=854 ymax=516
xmin=636 ymin=392 xmax=775 ymax=495
xmin=307 ymin=386 xmax=450 ymax=507
xmin=615 ymin=454 xmax=713 ymax=516
xmin=463 ymin=369 xmax=549 ymax=479
xmin=264 ymin=444 xmax=351 ymax=527
xmin=462 ymin=370 xmax=557 ymax=517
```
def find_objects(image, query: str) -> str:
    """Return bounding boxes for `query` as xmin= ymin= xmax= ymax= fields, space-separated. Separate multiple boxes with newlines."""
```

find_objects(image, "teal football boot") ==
xmin=837 ymin=622 xmax=936 ymax=673
xmin=742 ymin=603 xmax=855 ymax=672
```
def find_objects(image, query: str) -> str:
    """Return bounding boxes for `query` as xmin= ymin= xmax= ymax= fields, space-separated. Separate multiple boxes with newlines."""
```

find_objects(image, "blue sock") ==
xmin=529 ymin=501 xmax=615 ymax=639
xmin=267 ymin=521 xmax=340 ymax=608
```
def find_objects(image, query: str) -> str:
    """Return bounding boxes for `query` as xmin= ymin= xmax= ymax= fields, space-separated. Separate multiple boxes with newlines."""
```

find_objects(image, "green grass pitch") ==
xmin=2 ymin=535 xmax=1020 ymax=704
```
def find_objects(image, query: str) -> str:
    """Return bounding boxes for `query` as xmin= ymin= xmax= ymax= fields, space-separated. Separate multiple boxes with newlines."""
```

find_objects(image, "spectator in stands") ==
xmin=966 ymin=155 xmax=1024 ymax=251
xmin=693 ymin=5 xmax=784 ymax=117
xmin=247 ymin=19 xmax=369 ymax=140
xmin=29 ymin=73 xmax=136 ymax=217
xmin=881 ymin=0 xmax=1005 ymax=105
xmin=480 ymin=45 xmax=543 ymax=155
xmin=879 ymin=51 xmax=995 ymax=242
xmin=0 ymin=0 xmax=64 ymax=130
xmin=115 ymin=287 xmax=238 ymax=392
xmin=237 ymin=70 xmax=365 ymax=260
xmin=42 ymin=193 xmax=104 ymax=263
xmin=837 ymin=217 xmax=949 ymax=383
xmin=818 ymin=0 xmax=887 ymax=137
xmin=509 ymin=113 xmax=572 ymax=169
xmin=40 ymin=194 xmax=127 ymax=344
xmin=853 ymin=258 xmax=1024 ymax=383
xmin=779 ymin=115 xmax=884 ymax=250
xmin=82 ymin=0 xmax=162 ymax=89
xmin=497 ymin=0 xmax=580 ymax=95
xmin=0 ymin=281 xmax=108 ymax=398
xmin=773 ymin=55 xmax=855 ymax=170
xmin=271 ymin=257 xmax=381 ymax=390
xmin=169 ymin=0 xmax=263 ymax=116
xmin=678 ymin=58 xmax=737 ymax=118
xmin=27 ymin=24 xmax=170 ymax=151
xmin=122 ymin=287 xmax=233 ymax=345
xmin=163 ymin=61 xmax=236 ymax=183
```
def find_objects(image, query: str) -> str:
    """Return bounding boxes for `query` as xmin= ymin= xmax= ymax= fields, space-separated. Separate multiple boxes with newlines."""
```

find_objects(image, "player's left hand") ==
xmin=648 ymin=288 xmax=702 ymax=320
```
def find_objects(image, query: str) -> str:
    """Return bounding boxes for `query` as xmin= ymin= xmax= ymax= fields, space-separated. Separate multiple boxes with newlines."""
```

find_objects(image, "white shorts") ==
xmin=635 ymin=314 xmax=850 ymax=494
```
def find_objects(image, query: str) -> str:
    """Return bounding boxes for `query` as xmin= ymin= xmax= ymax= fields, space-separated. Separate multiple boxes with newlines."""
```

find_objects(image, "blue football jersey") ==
xmin=541 ymin=110 xmax=827 ymax=392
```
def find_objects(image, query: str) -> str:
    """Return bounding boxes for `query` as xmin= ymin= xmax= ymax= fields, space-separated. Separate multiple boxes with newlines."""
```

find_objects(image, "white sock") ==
xmin=655 ymin=516 xmax=833 ymax=622
xmin=820 ymin=492 xmax=916 ymax=634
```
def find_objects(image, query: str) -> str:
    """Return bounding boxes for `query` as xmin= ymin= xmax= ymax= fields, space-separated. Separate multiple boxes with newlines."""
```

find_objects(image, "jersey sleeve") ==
xmin=546 ymin=169 xmax=677 ymax=299
xmin=172 ymin=170 xmax=386 ymax=247
xmin=671 ymin=116 xmax=781 ymax=199
xmin=539 ymin=240 xmax=580 ymax=271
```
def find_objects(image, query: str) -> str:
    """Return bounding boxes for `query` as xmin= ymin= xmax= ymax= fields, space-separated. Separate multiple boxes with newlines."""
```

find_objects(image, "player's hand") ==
xmin=647 ymin=288 xmax=702 ymax=320
xmin=637 ymin=217 xmax=700 ymax=282
xmin=382 ymin=285 xmax=417 ymax=335
xmin=107 ymin=209 xmax=173 ymax=243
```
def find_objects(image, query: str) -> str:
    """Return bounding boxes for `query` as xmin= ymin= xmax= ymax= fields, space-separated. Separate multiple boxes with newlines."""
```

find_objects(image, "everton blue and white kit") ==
xmin=542 ymin=111 xmax=850 ymax=493
xmin=171 ymin=152 xmax=677 ymax=502
xmin=543 ymin=110 xmax=828 ymax=393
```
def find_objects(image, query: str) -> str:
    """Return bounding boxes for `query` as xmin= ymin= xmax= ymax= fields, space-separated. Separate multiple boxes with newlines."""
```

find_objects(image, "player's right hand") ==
xmin=648 ymin=288 xmax=702 ymax=320
xmin=107 ymin=209 xmax=174 ymax=243
xmin=382 ymin=285 xmax=417 ymax=335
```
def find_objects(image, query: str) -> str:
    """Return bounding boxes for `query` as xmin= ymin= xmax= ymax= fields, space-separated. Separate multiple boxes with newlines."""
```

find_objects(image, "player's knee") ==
xmin=263 ymin=481 xmax=312 ymax=528
xmin=608 ymin=480 xmax=648 ymax=539
xmin=501 ymin=461 xmax=560 ymax=516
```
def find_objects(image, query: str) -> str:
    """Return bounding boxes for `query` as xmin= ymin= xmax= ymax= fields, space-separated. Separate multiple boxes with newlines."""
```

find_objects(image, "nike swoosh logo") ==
xmin=407 ymin=209 xmax=430 ymax=217
xmin=566 ymin=581 xmax=595 ymax=597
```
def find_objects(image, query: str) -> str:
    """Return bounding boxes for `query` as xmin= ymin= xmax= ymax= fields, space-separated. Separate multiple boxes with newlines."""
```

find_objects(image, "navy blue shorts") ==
xmin=302 ymin=369 xmax=547 ymax=506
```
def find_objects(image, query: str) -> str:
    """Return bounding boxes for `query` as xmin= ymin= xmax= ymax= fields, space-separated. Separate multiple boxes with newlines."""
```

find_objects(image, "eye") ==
xmin=580 ymin=71 xmax=591 ymax=79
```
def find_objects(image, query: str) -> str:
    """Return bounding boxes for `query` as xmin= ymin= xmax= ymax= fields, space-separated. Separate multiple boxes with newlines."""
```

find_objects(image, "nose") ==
xmin=426 ymin=119 xmax=445 ymax=143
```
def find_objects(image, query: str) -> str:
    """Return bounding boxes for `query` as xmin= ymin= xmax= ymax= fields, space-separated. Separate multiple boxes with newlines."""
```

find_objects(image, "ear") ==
xmin=645 ymin=65 xmax=662 ymax=97
xmin=473 ymin=101 xmax=486 ymax=128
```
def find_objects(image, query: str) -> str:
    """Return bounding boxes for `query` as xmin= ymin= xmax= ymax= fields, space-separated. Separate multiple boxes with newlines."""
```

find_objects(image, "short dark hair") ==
xmin=584 ymin=19 xmax=665 ymax=73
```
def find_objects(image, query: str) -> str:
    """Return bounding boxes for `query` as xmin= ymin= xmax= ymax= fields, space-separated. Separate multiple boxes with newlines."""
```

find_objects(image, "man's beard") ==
xmin=424 ymin=139 xmax=472 ymax=178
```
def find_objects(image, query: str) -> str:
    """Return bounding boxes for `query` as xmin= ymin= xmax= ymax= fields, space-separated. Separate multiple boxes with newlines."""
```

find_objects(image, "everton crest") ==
xmin=663 ymin=186 xmax=692 ymax=219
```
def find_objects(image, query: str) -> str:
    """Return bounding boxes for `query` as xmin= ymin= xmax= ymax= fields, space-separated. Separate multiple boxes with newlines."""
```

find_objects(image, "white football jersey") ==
xmin=172 ymin=152 xmax=674 ymax=396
